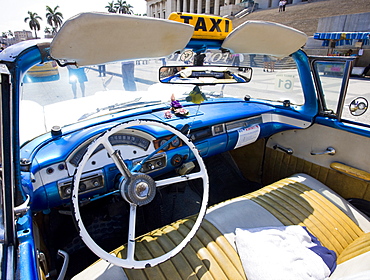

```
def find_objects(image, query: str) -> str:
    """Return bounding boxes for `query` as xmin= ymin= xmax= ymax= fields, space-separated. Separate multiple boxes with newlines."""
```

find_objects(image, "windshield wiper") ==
xmin=78 ymin=99 xmax=163 ymax=121
xmin=78 ymin=98 xmax=141 ymax=121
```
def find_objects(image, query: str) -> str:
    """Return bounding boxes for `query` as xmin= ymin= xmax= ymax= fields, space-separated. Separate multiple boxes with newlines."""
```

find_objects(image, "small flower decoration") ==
xmin=171 ymin=99 xmax=182 ymax=109
xmin=174 ymin=107 xmax=189 ymax=117
xmin=169 ymin=93 xmax=189 ymax=117
xmin=164 ymin=110 xmax=173 ymax=119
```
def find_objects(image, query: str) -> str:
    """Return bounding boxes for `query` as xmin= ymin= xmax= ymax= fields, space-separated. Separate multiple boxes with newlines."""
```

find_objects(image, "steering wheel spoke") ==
xmin=155 ymin=170 xmax=206 ymax=187
xmin=71 ymin=119 xmax=209 ymax=269
xmin=103 ymin=141 xmax=132 ymax=178
xmin=126 ymin=203 xmax=137 ymax=262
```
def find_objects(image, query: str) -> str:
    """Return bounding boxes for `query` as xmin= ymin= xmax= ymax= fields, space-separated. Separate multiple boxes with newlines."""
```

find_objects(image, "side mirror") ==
xmin=159 ymin=65 xmax=252 ymax=85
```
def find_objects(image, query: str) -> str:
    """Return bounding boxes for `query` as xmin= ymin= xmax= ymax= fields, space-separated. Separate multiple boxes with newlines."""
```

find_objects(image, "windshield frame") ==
xmin=0 ymin=64 xmax=17 ymax=279
xmin=310 ymin=56 xmax=355 ymax=118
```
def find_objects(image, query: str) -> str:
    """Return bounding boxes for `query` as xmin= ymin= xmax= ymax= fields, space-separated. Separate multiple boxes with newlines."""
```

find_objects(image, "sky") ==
xmin=0 ymin=0 xmax=147 ymax=34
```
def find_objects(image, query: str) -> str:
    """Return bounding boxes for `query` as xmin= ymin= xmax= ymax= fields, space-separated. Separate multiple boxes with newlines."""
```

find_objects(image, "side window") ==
xmin=313 ymin=60 xmax=370 ymax=126
xmin=313 ymin=61 xmax=345 ymax=113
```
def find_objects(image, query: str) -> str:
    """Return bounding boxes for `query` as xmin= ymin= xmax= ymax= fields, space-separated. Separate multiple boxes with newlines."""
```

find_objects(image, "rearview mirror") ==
xmin=159 ymin=65 xmax=252 ymax=85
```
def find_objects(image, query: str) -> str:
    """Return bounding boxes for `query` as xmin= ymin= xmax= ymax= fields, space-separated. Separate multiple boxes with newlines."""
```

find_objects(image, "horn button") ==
xmin=120 ymin=173 xmax=156 ymax=206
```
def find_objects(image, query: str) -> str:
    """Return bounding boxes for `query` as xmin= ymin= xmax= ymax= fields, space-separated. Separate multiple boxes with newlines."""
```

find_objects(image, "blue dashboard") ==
xmin=21 ymin=98 xmax=311 ymax=212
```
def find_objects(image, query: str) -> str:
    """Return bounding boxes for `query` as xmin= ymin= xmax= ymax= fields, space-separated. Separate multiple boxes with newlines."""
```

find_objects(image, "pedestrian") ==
xmin=160 ymin=57 xmax=166 ymax=66
xmin=67 ymin=65 xmax=88 ymax=98
xmin=270 ymin=57 xmax=277 ymax=72
xmin=249 ymin=54 xmax=257 ymax=67
xmin=121 ymin=60 xmax=137 ymax=91
xmin=263 ymin=55 xmax=271 ymax=72
xmin=279 ymin=0 xmax=284 ymax=12
xmin=98 ymin=64 xmax=106 ymax=77
xmin=282 ymin=0 xmax=287 ymax=11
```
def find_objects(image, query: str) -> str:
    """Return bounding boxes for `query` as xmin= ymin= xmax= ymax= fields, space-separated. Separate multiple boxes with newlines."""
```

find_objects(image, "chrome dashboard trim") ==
xmin=57 ymin=170 xmax=104 ymax=200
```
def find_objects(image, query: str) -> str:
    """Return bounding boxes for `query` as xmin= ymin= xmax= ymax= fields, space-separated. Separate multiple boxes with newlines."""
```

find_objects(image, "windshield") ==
xmin=20 ymin=50 xmax=304 ymax=144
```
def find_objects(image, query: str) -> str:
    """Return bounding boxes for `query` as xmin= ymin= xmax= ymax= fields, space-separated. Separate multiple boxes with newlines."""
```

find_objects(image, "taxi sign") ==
xmin=168 ymin=13 xmax=232 ymax=40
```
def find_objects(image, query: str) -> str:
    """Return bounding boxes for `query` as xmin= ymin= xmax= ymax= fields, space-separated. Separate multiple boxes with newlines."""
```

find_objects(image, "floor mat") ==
xmin=204 ymin=152 xmax=261 ymax=206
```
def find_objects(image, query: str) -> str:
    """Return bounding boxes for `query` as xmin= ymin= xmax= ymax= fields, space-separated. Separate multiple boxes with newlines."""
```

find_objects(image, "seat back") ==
xmin=243 ymin=177 xmax=365 ymax=256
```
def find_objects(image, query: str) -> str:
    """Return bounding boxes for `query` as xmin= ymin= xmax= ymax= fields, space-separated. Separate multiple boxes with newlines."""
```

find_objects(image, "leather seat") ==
xmin=73 ymin=174 xmax=370 ymax=279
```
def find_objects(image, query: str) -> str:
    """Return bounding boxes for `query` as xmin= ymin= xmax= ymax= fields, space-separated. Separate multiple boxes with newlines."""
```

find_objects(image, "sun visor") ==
xmin=50 ymin=12 xmax=194 ymax=66
xmin=221 ymin=21 xmax=307 ymax=57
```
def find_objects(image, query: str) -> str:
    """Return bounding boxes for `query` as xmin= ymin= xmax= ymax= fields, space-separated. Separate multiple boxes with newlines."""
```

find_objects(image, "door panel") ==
xmin=265 ymin=124 xmax=370 ymax=200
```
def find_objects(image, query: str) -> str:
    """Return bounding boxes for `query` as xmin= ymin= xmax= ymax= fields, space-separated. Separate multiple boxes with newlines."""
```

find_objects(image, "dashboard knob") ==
xmin=64 ymin=186 xmax=72 ymax=196
xmin=146 ymin=163 xmax=155 ymax=170
xmin=79 ymin=183 xmax=87 ymax=191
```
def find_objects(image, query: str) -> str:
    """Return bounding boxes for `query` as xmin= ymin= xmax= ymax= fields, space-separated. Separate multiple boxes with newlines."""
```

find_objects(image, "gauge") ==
xmin=109 ymin=134 xmax=150 ymax=150
xmin=69 ymin=134 xmax=151 ymax=166
xmin=171 ymin=154 xmax=183 ymax=167
xmin=159 ymin=139 xmax=170 ymax=151
xmin=171 ymin=137 xmax=181 ymax=148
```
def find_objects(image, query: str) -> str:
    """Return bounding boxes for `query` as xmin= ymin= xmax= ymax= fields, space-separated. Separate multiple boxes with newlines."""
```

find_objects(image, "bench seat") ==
xmin=73 ymin=174 xmax=370 ymax=279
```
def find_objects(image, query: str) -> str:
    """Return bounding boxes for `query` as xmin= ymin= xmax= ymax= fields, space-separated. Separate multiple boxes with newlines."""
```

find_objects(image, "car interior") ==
xmin=0 ymin=12 xmax=369 ymax=280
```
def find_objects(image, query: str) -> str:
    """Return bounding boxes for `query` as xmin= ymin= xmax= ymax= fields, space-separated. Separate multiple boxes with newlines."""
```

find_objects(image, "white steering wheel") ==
xmin=71 ymin=119 xmax=209 ymax=269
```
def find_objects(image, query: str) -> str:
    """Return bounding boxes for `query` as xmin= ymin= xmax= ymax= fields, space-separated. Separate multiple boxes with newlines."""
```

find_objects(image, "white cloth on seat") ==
xmin=235 ymin=225 xmax=331 ymax=280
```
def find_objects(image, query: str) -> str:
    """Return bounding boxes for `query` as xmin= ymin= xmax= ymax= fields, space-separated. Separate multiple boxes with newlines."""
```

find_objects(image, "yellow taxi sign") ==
xmin=168 ymin=13 xmax=232 ymax=40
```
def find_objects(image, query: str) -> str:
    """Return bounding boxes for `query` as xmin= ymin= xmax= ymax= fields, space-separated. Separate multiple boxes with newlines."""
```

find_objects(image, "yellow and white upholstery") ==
xmin=73 ymin=174 xmax=370 ymax=279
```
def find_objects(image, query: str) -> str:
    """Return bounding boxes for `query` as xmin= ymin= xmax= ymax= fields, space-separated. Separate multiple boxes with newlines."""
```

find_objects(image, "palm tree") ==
xmin=114 ymin=0 xmax=134 ymax=14
xmin=1 ymin=31 xmax=13 ymax=46
xmin=114 ymin=0 xmax=126 ymax=14
xmin=105 ymin=1 xmax=116 ymax=13
xmin=24 ymin=11 xmax=42 ymax=39
xmin=44 ymin=27 xmax=52 ymax=35
xmin=46 ymin=6 xmax=64 ymax=35
xmin=124 ymin=3 xmax=134 ymax=14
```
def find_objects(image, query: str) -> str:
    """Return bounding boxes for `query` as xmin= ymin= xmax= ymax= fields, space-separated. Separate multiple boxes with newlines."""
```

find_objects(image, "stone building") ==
xmin=145 ymin=0 xmax=308 ymax=19
xmin=14 ymin=30 xmax=33 ymax=41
